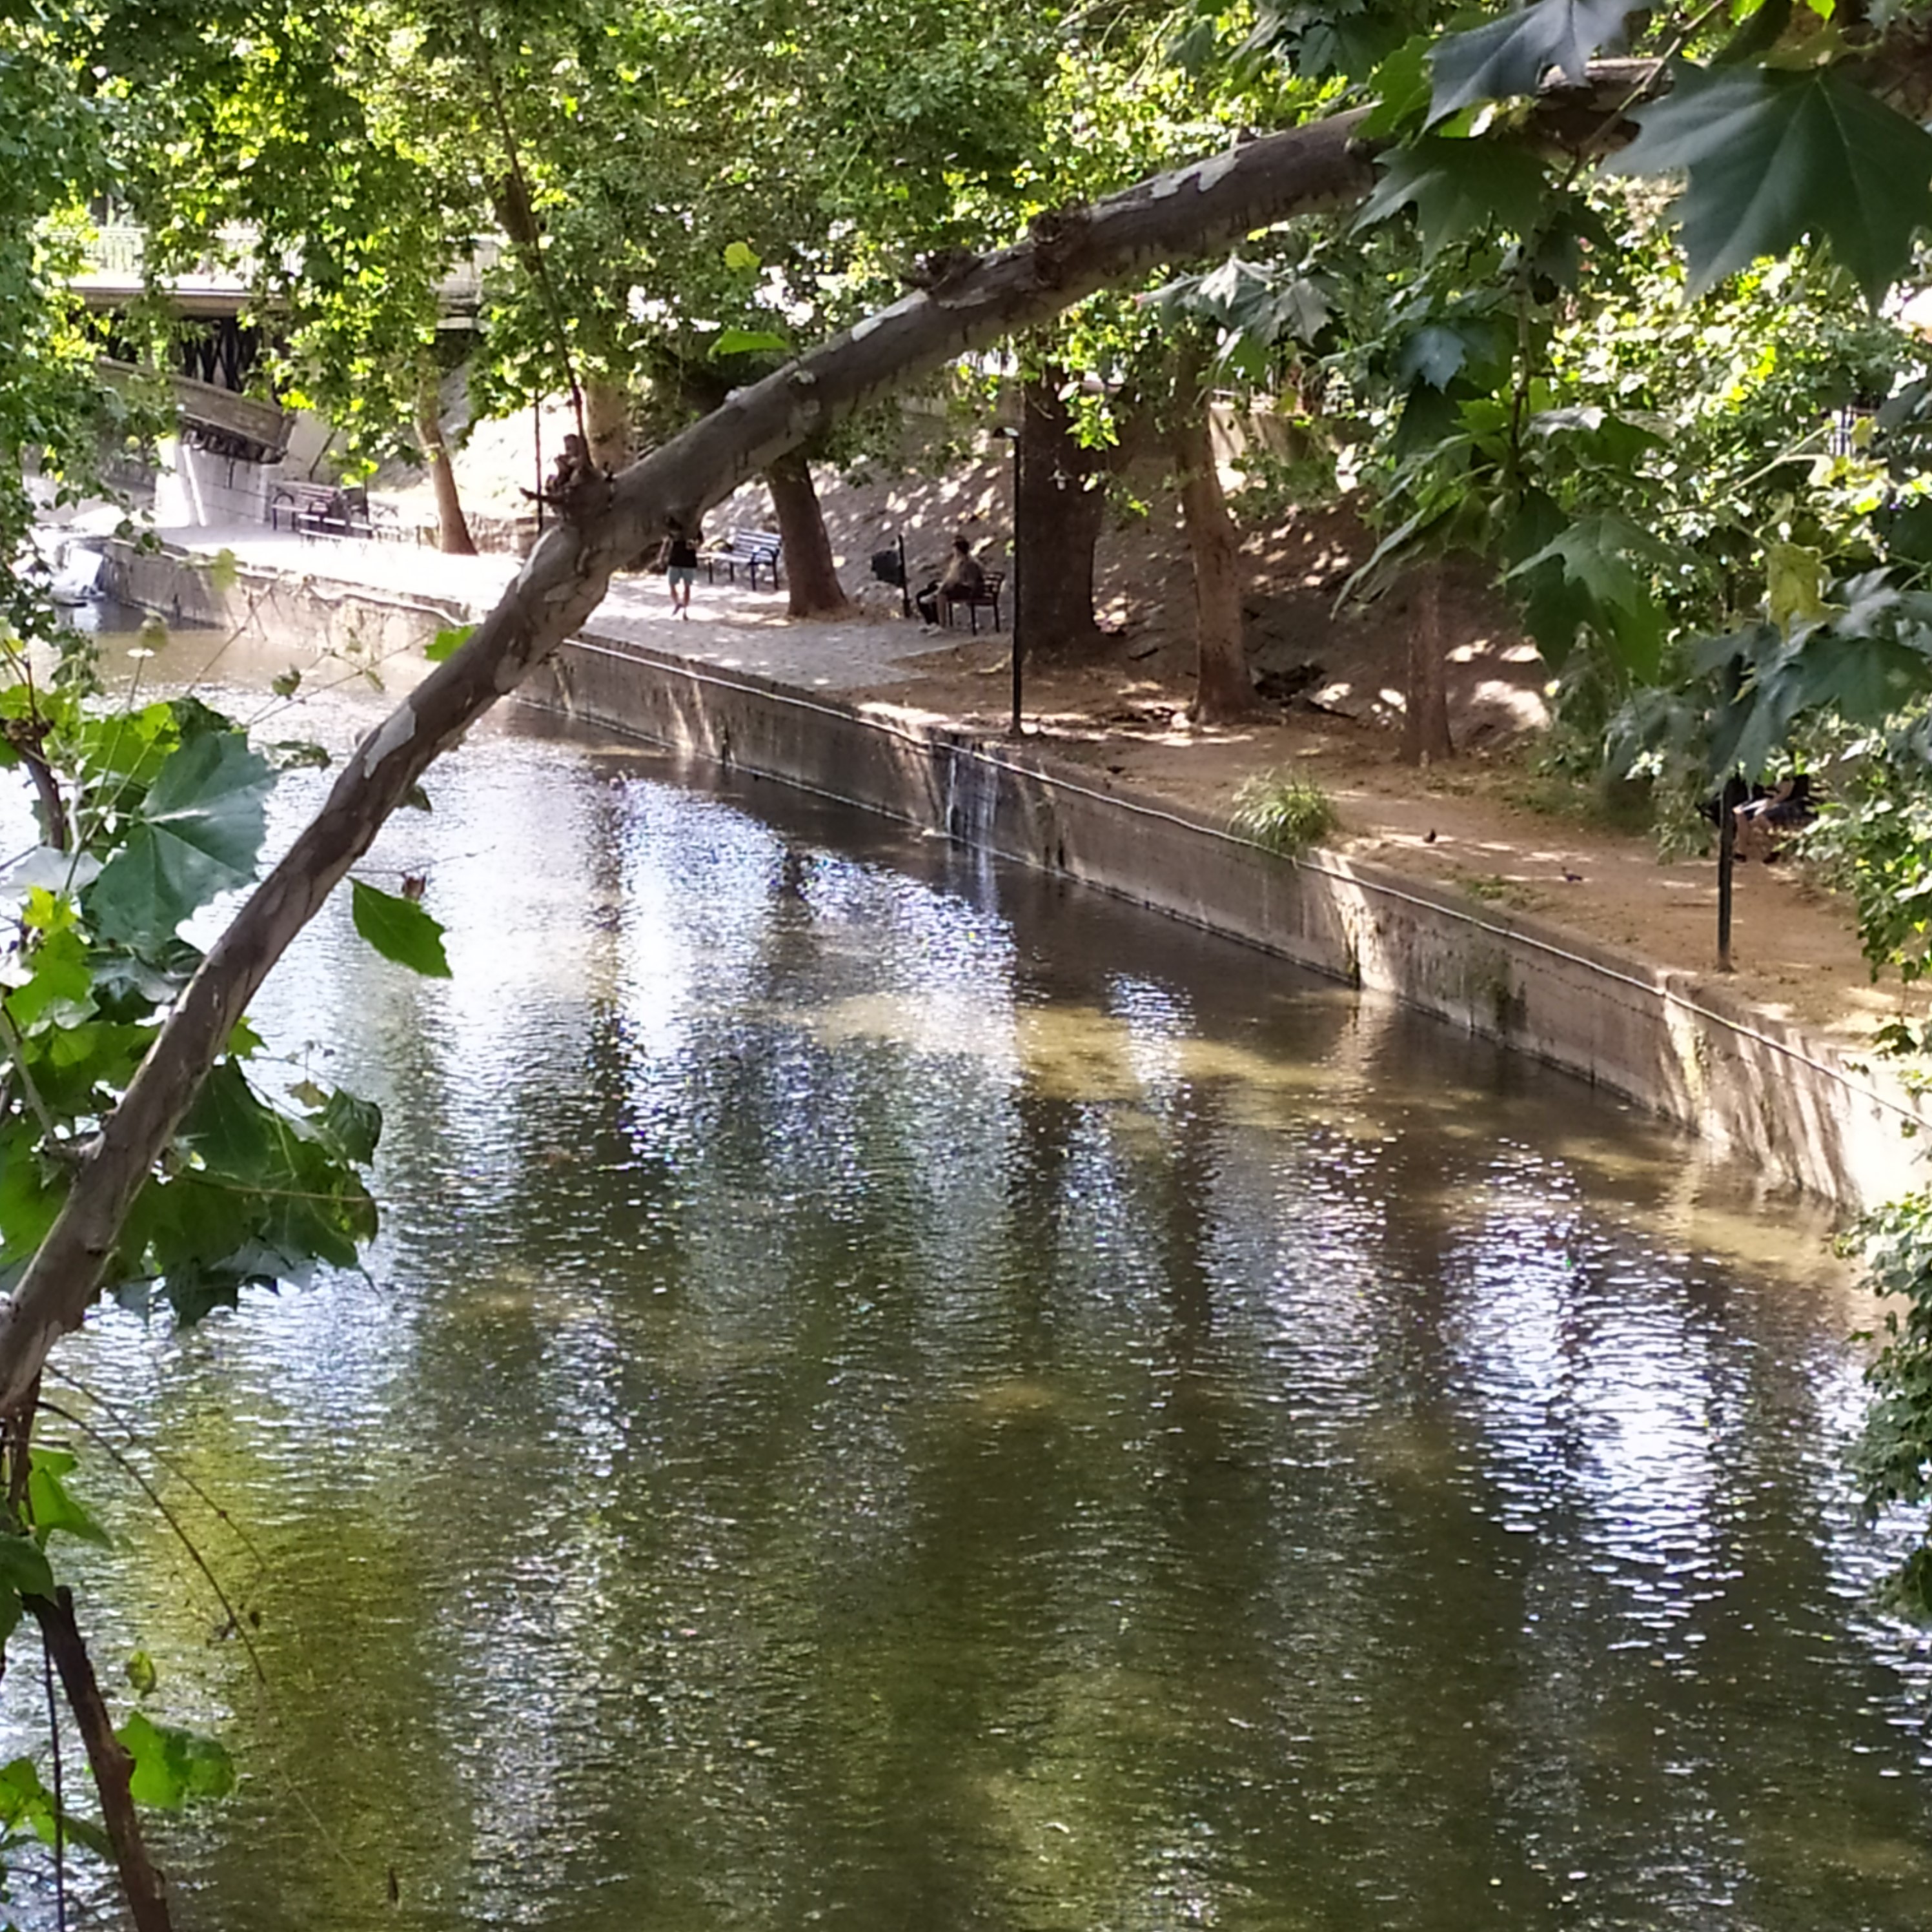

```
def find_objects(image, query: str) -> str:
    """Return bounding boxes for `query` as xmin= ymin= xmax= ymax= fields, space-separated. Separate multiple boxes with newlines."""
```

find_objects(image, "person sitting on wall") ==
xmin=522 ymin=432 xmax=609 ymax=518
xmin=915 ymin=536 xmax=985 ymax=629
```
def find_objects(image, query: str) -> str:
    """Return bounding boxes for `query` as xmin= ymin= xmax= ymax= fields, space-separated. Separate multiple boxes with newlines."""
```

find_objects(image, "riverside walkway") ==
xmin=140 ymin=522 xmax=961 ymax=695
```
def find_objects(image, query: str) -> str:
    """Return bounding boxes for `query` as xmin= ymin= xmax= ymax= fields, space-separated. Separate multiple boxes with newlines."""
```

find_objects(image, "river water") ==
xmin=6 ymin=643 xmax=1932 ymax=1929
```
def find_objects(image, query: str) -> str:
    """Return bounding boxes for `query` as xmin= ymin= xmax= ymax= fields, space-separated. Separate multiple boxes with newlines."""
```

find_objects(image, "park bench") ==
xmin=702 ymin=529 xmax=783 ymax=591
xmin=941 ymin=569 xmax=1006 ymax=635
xmin=270 ymin=481 xmax=374 ymax=540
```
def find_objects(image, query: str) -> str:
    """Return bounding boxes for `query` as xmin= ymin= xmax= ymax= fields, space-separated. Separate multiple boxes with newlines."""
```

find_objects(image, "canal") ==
xmin=6 ymin=643 xmax=1931 ymax=1929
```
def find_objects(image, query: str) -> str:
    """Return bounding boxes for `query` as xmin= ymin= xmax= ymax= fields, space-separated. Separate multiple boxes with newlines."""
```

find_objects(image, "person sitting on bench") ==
xmin=915 ymin=536 xmax=985 ymax=628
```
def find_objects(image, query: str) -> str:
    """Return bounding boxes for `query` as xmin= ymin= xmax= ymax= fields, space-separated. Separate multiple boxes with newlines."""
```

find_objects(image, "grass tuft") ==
xmin=1230 ymin=766 xmax=1340 ymax=857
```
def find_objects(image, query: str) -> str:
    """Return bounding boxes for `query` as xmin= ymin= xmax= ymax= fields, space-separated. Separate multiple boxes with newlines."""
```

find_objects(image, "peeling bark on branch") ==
xmin=0 ymin=111 xmax=1397 ymax=1407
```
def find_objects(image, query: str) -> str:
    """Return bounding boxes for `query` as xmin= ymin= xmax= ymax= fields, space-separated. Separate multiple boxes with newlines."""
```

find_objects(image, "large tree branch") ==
xmin=0 ymin=68 xmax=1680 ymax=1407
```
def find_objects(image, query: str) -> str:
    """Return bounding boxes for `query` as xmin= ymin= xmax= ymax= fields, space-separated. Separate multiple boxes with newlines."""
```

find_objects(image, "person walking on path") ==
xmin=662 ymin=518 xmax=700 ymax=619
xmin=915 ymin=536 xmax=984 ymax=629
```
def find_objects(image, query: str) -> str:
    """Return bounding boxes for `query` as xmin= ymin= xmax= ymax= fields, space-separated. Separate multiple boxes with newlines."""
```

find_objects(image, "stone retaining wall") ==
xmin=99 ymin=538 xmax=473 ymax=666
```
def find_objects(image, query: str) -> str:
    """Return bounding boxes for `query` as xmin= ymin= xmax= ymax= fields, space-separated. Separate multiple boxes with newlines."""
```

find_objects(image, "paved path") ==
xmin=151 ymin=523 xmax=966 ymax=695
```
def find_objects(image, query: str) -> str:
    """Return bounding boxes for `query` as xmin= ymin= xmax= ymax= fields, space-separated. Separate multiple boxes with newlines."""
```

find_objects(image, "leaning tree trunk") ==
xmin=1016 ymin=367 xmax=1109 ymax=660
xmin=11 ymin=71 xmax=1716 ymax=1411
xmin=585 ymin=379 xmax=631 ymax=474
xmin=1401 ymin=561 xmax=1453 ymax=764
xmin=414 ymin=365 xmax=476 ymax=557
xmin=764 ymin=449 xmax=850 ymax=616
xmin=1170 ymin=340 xmax=1259 ymax=725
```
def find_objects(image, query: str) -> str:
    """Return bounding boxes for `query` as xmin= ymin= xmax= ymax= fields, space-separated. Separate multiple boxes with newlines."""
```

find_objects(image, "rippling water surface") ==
xmin=8 ymin=641 xmax=1932 ymax=1930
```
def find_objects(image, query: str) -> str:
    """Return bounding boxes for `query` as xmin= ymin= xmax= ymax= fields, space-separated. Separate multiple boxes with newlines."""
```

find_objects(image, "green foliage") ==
xmin=116 ymin=1711 xmax=236 ymax=1809
xmin=425 ymin=624 xmax=474 ymax=664
xmin=1428 ymin=0 xmax=1638 ymax=123
xmin=1 ymin=674 xmax=383 ymax=1322
xmin=1849 ymin=1190 xmax=1932 ymax=1618
xmin=0 ymin=1756 xmax=112 ymax=1860
xmin=350 ymin=879 xmax=451 ymax=978
xmin=1230 ymin=767 xmax=1342 ymax=854
xmin=86 ymin=731 xmax=273 ymax=948
xmin=1802 ymin=724 xmax=1932 ymax=982
xmin=1356 ymin=137 xmax=1552 ymax=260
xmin=0 ymin=5 xmax=145 ymax=655
xmin=1609 ymin=63 xmax=1932 ymax=307
xmin=26 ymin=1448 xmax=109 ymax=1547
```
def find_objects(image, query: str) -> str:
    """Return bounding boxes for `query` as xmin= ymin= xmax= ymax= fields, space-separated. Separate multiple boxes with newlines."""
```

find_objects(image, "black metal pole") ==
xmin=1008 ymin=420 xmax=1024 ymax=738
xmin=897 ymin=533 xmax=911 ymax=619
xmin=1716 ymin=771 xmax=1744 ymax=971
xmin=533 ymin=391 xmax=544 ymax=537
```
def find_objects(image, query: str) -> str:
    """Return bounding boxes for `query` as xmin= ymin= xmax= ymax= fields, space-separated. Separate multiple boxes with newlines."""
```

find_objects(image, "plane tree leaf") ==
xmin=27 ymin=1450 xmax=109 ymax=1547
xmin=0 ymin=1755 xmax=113 ymax=1858
xmin=1356 ymin=137 xmax=1551 ymax=256
xmin=1429 ymin=0 xmax=1639 ymax=123
xmin=120 ymin=1058 xmax=380 ymax=1318
xmin=709 ymin=327 xmax=789 ymax=358
xmin=1505 ymin=514 xmax=1667 ymax=676
xmin=1146 ymin=256 xmax=1332 ymax=353
xmin=1609 ymin=61 xmax=1932 ymax=304
xmin=3 ymin=926 xmax=93 ymax=1032
xmin=0 ymin=1535 xmax=54 ymax=1602
xmin=86 ymin=732 xmax=272 ymax=947
xmin=1361 ymin=36 xmax=1436 ymax=139
xmin=1766 ymin=540 xmax=1833 ymax=635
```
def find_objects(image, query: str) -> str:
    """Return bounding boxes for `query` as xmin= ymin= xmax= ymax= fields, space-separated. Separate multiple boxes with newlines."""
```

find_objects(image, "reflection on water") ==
xmin=5 ymin=656 xmax=1931 ymax=1931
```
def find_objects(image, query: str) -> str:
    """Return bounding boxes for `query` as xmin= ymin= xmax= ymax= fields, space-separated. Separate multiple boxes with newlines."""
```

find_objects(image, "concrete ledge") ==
xmin=94 ymin=542 xmax=1932 ymax=1210
xmin=97 ymin=538 xmax=477 ymax=664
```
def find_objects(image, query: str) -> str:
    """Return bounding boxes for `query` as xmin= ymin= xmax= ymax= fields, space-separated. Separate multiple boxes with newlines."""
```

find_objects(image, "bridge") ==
xmin=75 ymin=225 xmax=500 ymax=464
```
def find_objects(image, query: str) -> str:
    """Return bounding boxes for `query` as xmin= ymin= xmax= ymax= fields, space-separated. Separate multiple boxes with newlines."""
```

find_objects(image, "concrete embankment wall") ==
xmin=99 ymin=541 xmax=1932 ymax=1211
xmin=99 ymin=539 xmax=475 ymax=664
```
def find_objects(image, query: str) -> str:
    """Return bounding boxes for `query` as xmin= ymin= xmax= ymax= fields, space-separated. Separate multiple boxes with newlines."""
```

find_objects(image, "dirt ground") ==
xmin=788 ymin=469 xmax=1922 ymax=1057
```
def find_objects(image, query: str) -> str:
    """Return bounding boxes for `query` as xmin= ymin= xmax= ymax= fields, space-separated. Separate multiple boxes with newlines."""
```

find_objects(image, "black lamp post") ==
xmin=997 ymin=423 xmax=1024 ymax=737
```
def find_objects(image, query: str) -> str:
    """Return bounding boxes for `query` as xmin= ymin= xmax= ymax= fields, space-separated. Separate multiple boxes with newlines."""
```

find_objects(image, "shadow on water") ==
xmin=6 ymin=654 xmax=1929 ymax=1932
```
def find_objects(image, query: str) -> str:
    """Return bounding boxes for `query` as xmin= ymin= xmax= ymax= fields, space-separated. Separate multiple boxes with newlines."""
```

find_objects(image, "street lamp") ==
xmin=996 ymin=424 xmax=1023 ymax=737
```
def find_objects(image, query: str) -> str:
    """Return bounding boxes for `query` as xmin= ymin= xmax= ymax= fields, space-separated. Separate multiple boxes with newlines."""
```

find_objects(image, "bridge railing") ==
xmin=75 ymin=225 xmax=500 ymax=311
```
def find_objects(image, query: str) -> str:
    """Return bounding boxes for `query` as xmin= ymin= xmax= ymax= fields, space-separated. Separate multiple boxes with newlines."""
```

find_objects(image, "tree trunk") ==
xmin=1016 ymin=367 xmax=1108 ymax=660
xmin=585 ymin=380 xmax=631 ymax=474
xmin=414 ymin=365 xmax=476 ymax=558
xmin=0 ymin=107 xmax=1414 ymax=1415
xmin=764 ymin=449 xmax=849 ymax=616
xmin=1402 ymin=561 xmax=1454 ymax=765
xmin=32 ymin=1589 xmax=172 ymax=1932
xmin=1170 ymin=341 xmax=1258 ymax=725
